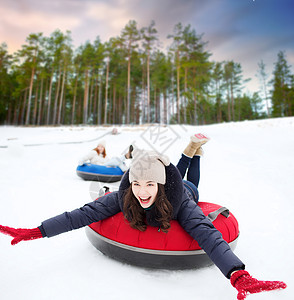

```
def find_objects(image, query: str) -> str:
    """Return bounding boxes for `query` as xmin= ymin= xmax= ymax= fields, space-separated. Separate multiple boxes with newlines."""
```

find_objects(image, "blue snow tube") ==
xmin=76 ymin=164 xmax=124 ymax=182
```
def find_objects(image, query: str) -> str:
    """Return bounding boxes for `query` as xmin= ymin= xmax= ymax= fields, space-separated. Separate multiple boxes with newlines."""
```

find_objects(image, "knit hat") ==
xmin=97 ymin=140 xmax=106 ymax=148
xmin=129 ymin=149 xmax=170 ymax=184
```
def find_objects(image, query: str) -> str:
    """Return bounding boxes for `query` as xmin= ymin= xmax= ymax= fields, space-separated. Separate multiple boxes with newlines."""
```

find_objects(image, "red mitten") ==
xmin=0 ymin=225 xmax=43 ymax=245
xmin=230 ymin=270 xmax=287 ymax=300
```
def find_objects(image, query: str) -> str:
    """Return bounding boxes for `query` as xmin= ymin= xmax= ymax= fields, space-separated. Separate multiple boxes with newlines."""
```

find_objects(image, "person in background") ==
xmin=0 ymin=134 xmax=287 ymax=300
xmin=79 ymin=140 xmax=133 ymax=172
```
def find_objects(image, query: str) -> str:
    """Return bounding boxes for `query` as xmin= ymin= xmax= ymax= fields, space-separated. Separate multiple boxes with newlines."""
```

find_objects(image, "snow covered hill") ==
xmin=0 ymin=118 xmax=293 ymax=300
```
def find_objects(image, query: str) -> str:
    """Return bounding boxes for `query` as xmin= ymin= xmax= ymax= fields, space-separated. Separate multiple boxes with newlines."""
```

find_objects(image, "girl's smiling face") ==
xmin=131 ymin=180 xmax=158 ymax=209
xmin=97 ymin=145 xmax=105 ymax=154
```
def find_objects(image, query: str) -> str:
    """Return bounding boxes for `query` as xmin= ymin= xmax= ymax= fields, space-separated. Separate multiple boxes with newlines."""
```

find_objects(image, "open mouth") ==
xmin=139 ymin=196 xmax=151 ymax=204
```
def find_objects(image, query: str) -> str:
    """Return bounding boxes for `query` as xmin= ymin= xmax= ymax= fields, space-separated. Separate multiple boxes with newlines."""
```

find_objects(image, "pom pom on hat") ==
xmin=129 ymin=149 xmax=170 ymax=184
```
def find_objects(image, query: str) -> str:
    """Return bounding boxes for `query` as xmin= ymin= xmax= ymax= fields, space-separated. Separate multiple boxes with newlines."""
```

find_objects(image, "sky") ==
xmin=1 ymin=0 xmax=294 ymax=94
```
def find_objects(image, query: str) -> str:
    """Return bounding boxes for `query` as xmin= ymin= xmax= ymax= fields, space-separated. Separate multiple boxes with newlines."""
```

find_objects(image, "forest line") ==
xmin=0 ymin=20 xmax=293 ymax=126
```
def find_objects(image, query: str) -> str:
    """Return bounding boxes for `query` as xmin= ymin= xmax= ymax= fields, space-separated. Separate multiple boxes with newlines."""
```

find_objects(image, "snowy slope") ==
xmin=0 ymin=118 xmax=293 ymax=300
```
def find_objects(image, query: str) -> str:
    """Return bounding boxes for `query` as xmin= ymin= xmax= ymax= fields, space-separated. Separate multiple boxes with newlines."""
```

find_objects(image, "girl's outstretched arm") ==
xmin=0 ymin=191 xmax=121 ymax=244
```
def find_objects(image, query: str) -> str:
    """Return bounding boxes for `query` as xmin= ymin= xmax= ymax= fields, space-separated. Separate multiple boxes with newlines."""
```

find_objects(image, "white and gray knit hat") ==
xmin=97 ymin=140 xmax=106 ymax=148
xmin=129 ymin=149 xmax=170 ymax=184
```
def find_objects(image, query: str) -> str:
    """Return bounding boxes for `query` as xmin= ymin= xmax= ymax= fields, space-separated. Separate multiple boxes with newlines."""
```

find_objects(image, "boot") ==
xmin=183 ymin=134 xmax=209 ymax=158
xmin=125 ymin=145 xmax=134 ymax=159
xmin=194 ymin=146 xmax=204 ymax=156
xmin=183 ymin=140 xmax=201 ymax=158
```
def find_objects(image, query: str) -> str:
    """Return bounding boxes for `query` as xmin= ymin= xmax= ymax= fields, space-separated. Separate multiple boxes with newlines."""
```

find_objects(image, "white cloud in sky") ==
xmin=0 ymin=2 xmax=81 ymax=52
xmin=2 ymin=8 xmax=81 ymax=31
xmin=85 ymin=1 xmax=130 ymax=31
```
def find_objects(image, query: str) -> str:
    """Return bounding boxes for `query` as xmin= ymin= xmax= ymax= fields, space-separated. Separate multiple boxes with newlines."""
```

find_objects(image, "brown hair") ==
xmin=123 ymin=184 xmax=173 ymax=233
xmin=94 ymin=146 xmax=106 ymax=158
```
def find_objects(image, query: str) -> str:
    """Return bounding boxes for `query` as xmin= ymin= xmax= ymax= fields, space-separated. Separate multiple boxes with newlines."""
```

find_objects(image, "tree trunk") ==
xmin=104 ymin=60 xmax=109 ymax=124
xmin=230 ymin=82 xmax=235 ymax=121
xmin=183 ymin=67 xmax=187 ymax=123
xmin=83 ymin=68 xmax=90 ymax=124
xmin=141 ymin=62 xmax=146 ymax=123
xmin=118 ymin=95 xmax=122 ymax=124
xmin=127 ymin=53 xmax=131 ymax=124
xmin=37 ymin=78 xmax=44 ymax=125
xmin=112 ymin=85 xmax=116 ymax=124
xmin=61 ymin=91 xmax=66 ymax=124
xmin=97 ymin=70 xmax=102 ymax=125
xmin=20 ymin=88 xmax=28 ymax=125
xmin=57 ymin=65 xmax=66 ymax=125
xmin=176 ymin=50 xmax=180 ymax=123
xmin=32 ymin=80 xmax=39 ymax=125
xmin=88 ymin=72 xmax=94 ymax=122
xmin=6 ymin=103 xmax=12 ymax=125
xmin=13 ymin=96 xmax=21 ymax=125
xmin=52 ymin=65 xmax=62 ymax=125
xmin=163 ymin=90 xmax=167 ymax=125
xmin=171 ymin=68 xmax=175 ymax=120
xmin=226 ymin=82 xmax=231 ymax=121
xmin=46 ymin=71 xmax=54 ymax=125
xmin=262 ymin=77 xmax=270 ymax=117
xmin=93 ymin=72 xmax=98 ymax=124
xmin=71 ymin=75 xmax=78 ymax=125
xmin=216 ymin=81 xmax=222 ymax=123
xmin=25 ymin=63 xmax=36 ymax=125
xmin=194 ymin=91 xmax=198 ymax=125
xmin=147 ymin=52 xmax=150 ymax=123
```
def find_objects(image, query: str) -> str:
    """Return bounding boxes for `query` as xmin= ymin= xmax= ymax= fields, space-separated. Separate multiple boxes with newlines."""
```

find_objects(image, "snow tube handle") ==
xmin=207 ymin=207 xmax=230 ymax=222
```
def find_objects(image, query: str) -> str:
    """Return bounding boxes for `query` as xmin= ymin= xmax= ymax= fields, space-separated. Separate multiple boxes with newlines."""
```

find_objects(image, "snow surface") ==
xmin=0 ymin=118 xmax=293 ymax=300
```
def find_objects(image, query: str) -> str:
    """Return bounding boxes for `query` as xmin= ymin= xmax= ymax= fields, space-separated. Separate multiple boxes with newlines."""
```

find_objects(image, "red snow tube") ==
xmin=86 ymin=202 xmax=239 ymax=269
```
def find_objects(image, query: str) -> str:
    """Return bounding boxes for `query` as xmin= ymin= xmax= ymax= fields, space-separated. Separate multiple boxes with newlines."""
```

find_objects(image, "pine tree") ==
xmin=0 ymin=43 xmax=13 ymax=123
xmin=271 ymin=51 xmax=292 ymax=117
xmin=211 ymin=62 xmax=224 ymax=122
xmin=256 ymin=60 xmax=270 ymax=117
xmin=14 ymin=33 xmax=44 ymax=125
xmin=168 ymin=23 xmax=183 ymax=123
xmin=141 ymin=20 xmax=158 ymax=123
xmin=120 ymin=20 xmax=141 ymax=124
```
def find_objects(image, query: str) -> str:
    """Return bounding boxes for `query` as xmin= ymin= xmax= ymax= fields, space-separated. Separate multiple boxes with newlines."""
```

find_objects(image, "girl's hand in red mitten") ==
xmin=0 ymin=225 xmax=43 ymax=245
xmin=230 ymin=270 xmax=287 ymax=300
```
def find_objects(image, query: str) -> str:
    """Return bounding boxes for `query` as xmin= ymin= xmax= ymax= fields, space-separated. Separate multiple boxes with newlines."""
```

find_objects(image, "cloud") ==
xmin=85 ymin=0 xmax=212 ymax=40
xmin=85 ymin=1 xmax=130 ymax=31
xmin=0 ymin=0 xmax=82 ymax=52
xmin=2 ymin=0 xmax=83 ymax=29
xmin=1 ymin=8 xmax=81 ymax=31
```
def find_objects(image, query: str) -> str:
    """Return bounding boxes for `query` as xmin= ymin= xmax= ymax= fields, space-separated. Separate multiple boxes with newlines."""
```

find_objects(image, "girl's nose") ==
xmin=138 ymin=188 xmax=149 ymax=196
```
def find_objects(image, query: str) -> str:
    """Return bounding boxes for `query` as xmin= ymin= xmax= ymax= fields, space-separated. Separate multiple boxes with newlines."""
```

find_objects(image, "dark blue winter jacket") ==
xmin=40 ymin=163 xmax=245 ymax=278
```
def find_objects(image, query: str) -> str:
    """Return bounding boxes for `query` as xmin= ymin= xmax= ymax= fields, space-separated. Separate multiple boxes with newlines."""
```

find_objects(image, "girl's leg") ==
xmin=187 ymin=155 xmax=200 ymax=188
xmin=176 ymin=135 xmax=201 ymax=179
xmin=176 ymin=154 xmax=192 ymax=179
xmin=177 ymin=134 xmax=209 ymax=181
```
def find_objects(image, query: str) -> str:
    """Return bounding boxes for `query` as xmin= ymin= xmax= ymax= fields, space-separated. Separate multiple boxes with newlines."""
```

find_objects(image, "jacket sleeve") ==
xmin=177 ymin=198 xmax=245 ymax=278
xmin=79 ymin=150 xmax=96 ymax=165
xmin=41 ymin=192 xmax=121 ymax=238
